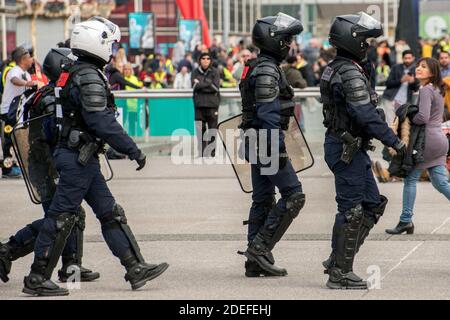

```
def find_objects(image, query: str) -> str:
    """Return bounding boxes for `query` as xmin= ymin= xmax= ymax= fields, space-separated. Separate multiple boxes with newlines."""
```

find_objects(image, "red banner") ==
xmin=176 ymin=0 xmax=211 ymax=47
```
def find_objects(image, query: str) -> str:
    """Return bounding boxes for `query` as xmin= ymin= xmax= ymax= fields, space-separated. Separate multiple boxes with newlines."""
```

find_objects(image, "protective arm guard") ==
xmin=254 ymin=65 xmax=280 ymax=103
xmin=339 ymin=65 xmax=398 ymax=148
xmin=74 ymin=68 xmax=107 ymax=113
xmin=254 ymin=64 xmax=286 ymax=153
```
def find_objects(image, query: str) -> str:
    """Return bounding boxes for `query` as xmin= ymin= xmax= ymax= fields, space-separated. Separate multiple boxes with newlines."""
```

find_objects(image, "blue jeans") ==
xmin=401 ymin=165 xmax=450 ymax=222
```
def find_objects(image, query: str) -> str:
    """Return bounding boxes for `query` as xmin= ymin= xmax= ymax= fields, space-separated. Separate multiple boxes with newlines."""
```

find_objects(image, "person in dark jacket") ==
xmin=386 ymin=58 xmax=450 ymax=235
xmin=106 ymin=63 xmax=141 ymax=91
xmin=296 ymin=53 xmax=315 ymax=87
xmin=191 ymin=52 xmax=221 ymax=157
xmin=282 ymin=56 xmax=307 ymax=89
xmin=176 ymin=52 xmax=194 ymax=73
xmin=282 ymin=55 xmax=306 ymax=130
xmin=381 ymin=50 xmax=420 ymax=126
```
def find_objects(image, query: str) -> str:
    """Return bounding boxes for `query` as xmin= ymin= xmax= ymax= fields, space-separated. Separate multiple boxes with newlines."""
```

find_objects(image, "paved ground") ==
xmin=0 ymin=108 xmax=449 ymax=300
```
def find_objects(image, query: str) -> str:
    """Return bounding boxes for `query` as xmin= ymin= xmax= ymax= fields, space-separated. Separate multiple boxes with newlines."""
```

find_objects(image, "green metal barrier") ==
xmin=115 ymin=97 xmax=195 ymax=137
xmin=115 ymin=98 xmax=146 ymax=137
xmin=148 ymin=98 xmax=195 ymax=136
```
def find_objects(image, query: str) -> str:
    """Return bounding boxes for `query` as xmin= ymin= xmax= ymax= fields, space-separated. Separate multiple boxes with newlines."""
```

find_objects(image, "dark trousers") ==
xmin=9 ymin=200 xmax=77 ymax=261
xmin=247 ymin=157 xmax=302 ymax=242
xmin=195 ymin=107 xmax=218 ymax=157
xmin=0 ymin=114 xmax=14 ymax=173
xmin=34 ymin=148 xmax=131 ymax=261
xmin=324 ymin=134 xmax=382 ymax=250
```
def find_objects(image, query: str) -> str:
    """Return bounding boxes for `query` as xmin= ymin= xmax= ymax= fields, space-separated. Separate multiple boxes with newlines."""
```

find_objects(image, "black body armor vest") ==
xmin=320 ymin=57 xmax=378 ymax=137
xmin=239 ymin=56 xmax=295 ymax=130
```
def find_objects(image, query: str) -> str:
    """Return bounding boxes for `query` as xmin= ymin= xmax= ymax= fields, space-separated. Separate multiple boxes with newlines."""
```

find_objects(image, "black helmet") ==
xmin=329 ymin=12 xmax=383 ymax=60
xmin=42 ymin=48 xmax=76 ymax=82
xmin=252 ymin=12 xmax=303 ymax=61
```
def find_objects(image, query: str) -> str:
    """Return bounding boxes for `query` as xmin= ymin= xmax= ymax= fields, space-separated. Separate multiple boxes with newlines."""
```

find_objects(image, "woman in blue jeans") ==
xmin=386 ymin=58 xmax=450 ymax=234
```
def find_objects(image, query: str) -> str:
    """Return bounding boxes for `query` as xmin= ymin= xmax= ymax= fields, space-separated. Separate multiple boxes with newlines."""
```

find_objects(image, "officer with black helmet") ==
xmin=239 ymin=13 xmax=306 ymax=277
xmin=22 ymin=17 xmax=168 ymax=297
xmin=320 ymin=13 xmax=406 ymax=289
xmin=0 ymin=48 xmax=101 ymax=285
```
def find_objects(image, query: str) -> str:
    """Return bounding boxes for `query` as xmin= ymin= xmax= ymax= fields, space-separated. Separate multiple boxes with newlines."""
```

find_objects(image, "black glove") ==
xmin=135 ymin=150 xmax=146 ymax=171
xmin=393 ymin=140 xmax=407 ymax=158
xmin=376 ymin=108 xmax=386 ymax=122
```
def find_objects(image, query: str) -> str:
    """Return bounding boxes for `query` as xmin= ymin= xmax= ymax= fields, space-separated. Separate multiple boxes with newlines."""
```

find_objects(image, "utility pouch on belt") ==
xmin=68 ymin=130 xmax=99 ymax=166
xmin=340 ymin=131 xmax=362 ymax=164
xmin=78 ymin=140 xmax=99 ymax=166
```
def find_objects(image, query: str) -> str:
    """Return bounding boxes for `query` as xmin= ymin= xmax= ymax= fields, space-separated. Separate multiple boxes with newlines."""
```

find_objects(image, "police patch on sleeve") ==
xmin=321 ymin=66 xmax=334 ymax=82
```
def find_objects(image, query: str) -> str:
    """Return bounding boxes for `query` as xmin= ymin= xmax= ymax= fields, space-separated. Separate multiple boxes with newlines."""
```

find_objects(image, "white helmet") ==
xmin=70 ymin=16 xmax=121 ymax=64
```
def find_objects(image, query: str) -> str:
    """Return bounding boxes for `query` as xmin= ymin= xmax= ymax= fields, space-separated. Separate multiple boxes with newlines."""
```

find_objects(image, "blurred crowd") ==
xmin=99 ymin=34 xmax=450 ymax=93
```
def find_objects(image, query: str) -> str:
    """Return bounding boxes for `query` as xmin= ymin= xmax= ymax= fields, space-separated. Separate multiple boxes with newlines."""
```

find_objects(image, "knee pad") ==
xmin=372 ymin=195 xmax=388 ymax=224
xmin=285 ymin=192 xmax=305 ymax=219
xmin=76 ymin=206 xmax=86 ymax=231
xmin=100 ymin=203 xmax=127 ymax=229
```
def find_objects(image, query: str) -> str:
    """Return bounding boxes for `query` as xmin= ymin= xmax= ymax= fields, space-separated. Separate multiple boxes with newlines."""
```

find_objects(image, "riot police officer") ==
xmin=320 ymin=13 xmax=406 ymax=289
xmin=22 ymin=17 xmax=168 ymax=296
xmin=0 ymin=48 xmax=100 ymax=284
xmin=239 ymin=13 xmax=305 ymax=277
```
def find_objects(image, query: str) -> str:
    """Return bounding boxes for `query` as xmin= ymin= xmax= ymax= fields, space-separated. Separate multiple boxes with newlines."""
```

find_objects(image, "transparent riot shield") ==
xmin=12 ymin=115 xmax=114 ymax=205
xmin=217 ymin=114 xmax=314 ymax=193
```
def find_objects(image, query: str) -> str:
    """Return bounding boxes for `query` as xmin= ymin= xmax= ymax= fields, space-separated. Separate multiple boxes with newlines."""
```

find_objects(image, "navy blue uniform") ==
xmin=321 ymin=56 xmax=398 ymax=252
xmin=33 ymin=61 xmax=141 ymax=262
xmin=239 ymin=54 xmax=306 ymax=277
xmin=246 ymin=66 xmax=302 ymax=242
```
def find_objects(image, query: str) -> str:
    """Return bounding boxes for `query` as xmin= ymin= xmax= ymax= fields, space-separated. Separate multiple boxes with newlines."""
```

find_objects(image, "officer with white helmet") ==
xmin=22 ymin=17 xmax=168 ymax=297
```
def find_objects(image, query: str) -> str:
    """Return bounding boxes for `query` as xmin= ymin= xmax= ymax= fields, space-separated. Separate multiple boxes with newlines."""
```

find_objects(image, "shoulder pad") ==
xmin=254 ymin=73 xmax=279 ymax=103
xmin=73 ymin=68 xmax=107 ymax=112
xmin=338 ymin=64 xmax=370 ymax=106
xmin=253 ymin=62 xmax=280 ymax=103
xmin=253 ymin=62 xmax=280 ymax=80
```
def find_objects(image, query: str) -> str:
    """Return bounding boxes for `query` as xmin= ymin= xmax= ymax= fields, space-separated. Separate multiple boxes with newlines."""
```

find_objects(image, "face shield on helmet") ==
xmin=272 ymin=12 xmax=304 ymax=38
xmin=352 ymin=12 xmax=383 ymax=38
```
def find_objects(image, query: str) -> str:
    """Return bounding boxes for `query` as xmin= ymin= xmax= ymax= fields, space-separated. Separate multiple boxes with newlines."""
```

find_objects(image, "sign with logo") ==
xmin=420 ymin=13 xmax=450 ymax=39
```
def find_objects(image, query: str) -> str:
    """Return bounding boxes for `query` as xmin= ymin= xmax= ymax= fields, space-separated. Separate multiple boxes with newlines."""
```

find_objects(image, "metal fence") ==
xmin=113 ymin=87 xmax=387 ymax=99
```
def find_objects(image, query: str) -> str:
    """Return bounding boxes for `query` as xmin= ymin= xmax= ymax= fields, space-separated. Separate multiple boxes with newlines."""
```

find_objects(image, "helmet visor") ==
xmin=274 ymin=12 xmax=297 ymax=29
xmin=273 ymin=12 xmax=303 ymax=36
xmin=89 ymin=16 xmax=121 ymax=41
xmin=355 ymin=12 xmax=383 ymax=37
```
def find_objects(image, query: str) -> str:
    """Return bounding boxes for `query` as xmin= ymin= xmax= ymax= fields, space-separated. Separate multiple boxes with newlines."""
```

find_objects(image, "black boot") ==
xmin=58 ymin=254 xmax=100 ymax=283
xmin=244 ymin=234 xmax=287 ymax=276
xmin=0 ymin=242 xmax=13 ymax=283
xmin=23 ymin=259 xmax=69 ymax=297
xmin=322 ymin=252 xmax=336 ymax=274
xmin=385 ymin=221 xmax=414 ymax=235
xmin=58 ymin=265 xmax=100 ymax=283
xmin=325 ymin=206 xmax=369 ymax=290
xmin=121 ymin=251 xmax=169 ymax=290
xmin=326 ymin=267 xmax=368 ymax=290
xmin=323 ymin=252 xmax=367 ymax=289
xmin=245 ymin=250 xmax=284 ymax=277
